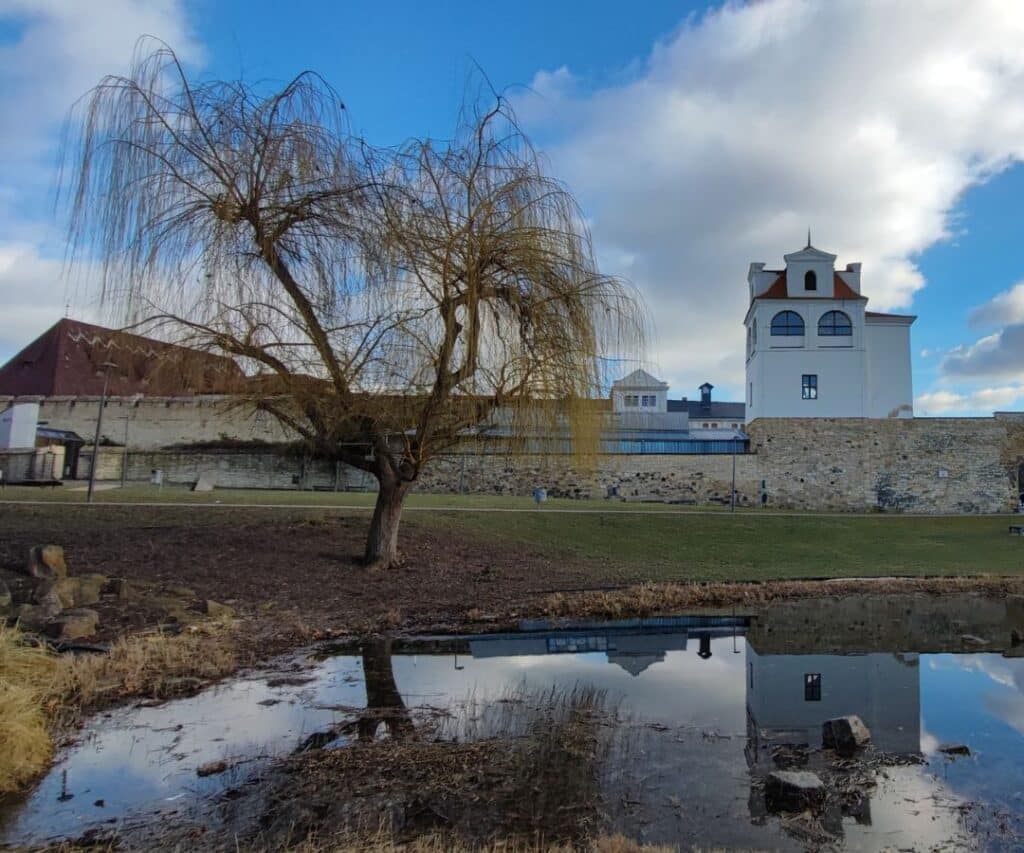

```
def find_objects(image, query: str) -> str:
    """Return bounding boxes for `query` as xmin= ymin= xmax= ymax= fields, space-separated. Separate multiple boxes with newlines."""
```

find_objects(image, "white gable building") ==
xmin=744 ymin=240 xmax=915 ymax=421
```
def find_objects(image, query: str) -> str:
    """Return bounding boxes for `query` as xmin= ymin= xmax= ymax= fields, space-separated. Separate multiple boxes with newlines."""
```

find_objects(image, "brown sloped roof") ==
xmin=756 ymin=273 xmax=867 ymax=301
xmin=0 ymin=319 xmax=244 ymax=396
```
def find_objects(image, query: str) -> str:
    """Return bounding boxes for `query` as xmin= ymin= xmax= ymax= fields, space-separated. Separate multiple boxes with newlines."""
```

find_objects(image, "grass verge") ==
xmin=0 ymin=626 xmax=240 ymax=796
xmin=544 ymin=576 xmax=1024 ymax=621
xmin=0 ymin=627 xmax=63 ymax=793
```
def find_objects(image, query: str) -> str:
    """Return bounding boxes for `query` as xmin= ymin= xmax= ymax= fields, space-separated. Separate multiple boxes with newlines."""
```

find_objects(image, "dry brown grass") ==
xmin=0 ymin=626 xmax=64 ymax=793
xmin=275 ymin=831 xmax=673 ymax=852
xmin=1 ymin=626 xmax=239 ymax=795
xmin=62 ymin=629 xmax=238 ymax=709
xmin=543 ymin=576 xmax=1024 ymax=621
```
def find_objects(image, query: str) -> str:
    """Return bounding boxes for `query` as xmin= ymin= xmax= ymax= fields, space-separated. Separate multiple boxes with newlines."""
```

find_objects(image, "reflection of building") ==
xmin=745 ymin=646 xmax=921 ymax=757
xmin=467 ymin=617 xmax=744 ymax=677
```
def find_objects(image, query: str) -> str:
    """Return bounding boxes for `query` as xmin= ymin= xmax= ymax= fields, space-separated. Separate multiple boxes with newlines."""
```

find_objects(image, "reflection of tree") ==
xmin=358 ymin=638 xmax=415 ymax=742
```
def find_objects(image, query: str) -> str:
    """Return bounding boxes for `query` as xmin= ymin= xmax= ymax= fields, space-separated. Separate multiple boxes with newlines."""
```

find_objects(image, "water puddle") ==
xmin=3 ymin=603 xmax=1024 ymax=850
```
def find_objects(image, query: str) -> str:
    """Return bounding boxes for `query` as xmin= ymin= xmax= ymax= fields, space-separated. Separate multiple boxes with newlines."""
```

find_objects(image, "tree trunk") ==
xmin=364 ymin=475 xmax=410 ymax=569
xmin=358 ymin=638 xmax=415 ymax=741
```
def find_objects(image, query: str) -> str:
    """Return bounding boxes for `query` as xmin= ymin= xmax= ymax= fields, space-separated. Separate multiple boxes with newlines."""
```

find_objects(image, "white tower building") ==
xmin=744 ymin=239 xmax=915 ymax=421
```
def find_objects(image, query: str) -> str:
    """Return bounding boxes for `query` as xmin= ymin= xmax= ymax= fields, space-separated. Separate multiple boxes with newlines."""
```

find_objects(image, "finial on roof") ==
xmin=806 ymin=228 xmax=812 ymax=248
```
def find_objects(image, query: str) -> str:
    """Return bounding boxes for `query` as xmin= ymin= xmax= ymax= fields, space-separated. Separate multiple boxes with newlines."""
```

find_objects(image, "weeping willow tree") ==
xmin=61 ymin=41 xmax=645 ymax=568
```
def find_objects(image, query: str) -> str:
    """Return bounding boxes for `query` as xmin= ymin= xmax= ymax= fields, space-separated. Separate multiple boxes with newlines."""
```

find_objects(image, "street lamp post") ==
xmin=730 ymin=435 xmax=737 ymax=513
xmin=86 ymin=361 xmax=118 ymax=504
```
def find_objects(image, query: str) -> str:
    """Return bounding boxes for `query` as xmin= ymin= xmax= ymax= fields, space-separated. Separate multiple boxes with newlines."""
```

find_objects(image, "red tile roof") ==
xmin=755 ymin=273 xmax=867 ymax=300
xmin=0 ymin=319 xmax=244 ymax=396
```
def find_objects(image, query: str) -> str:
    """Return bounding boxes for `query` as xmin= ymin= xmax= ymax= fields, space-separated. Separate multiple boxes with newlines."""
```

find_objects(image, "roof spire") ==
xmin=806 ymin=228 xmax=812 ymax=248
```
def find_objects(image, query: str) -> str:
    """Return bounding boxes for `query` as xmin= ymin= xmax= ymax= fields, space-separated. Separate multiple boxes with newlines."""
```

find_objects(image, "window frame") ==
xmin=818 ymin=310 xmax=853 ymax=337
xmin=624 ymin=394 xmax=639 ymax=408
xmin=770 ymin=310 xmax=805 ymax=337
xmin=801 ymin=374 xmax=818 ymax=400
xmin=804 ymin=673 xmax=822 ymax=701
xmin=640 ymin=394 xmax=657 ymax=408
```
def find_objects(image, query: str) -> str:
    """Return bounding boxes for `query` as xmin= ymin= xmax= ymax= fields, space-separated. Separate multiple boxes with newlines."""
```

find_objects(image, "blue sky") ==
xmin=1 ymin=0 xmax=1023 ymax=414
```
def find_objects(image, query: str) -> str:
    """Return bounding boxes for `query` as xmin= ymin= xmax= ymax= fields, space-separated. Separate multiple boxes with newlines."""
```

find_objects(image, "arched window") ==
xmin=770 ymin=310 xmax=805 ymax=336
xmin=804 ymin=270 xmax=817 ymax=291
xmin=818 ymin=310 xmax=852 ymax=336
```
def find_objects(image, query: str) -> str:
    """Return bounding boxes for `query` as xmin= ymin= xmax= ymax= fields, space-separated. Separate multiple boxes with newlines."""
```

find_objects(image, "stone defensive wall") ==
xmin=747 ymin=416 xmax=1024 ymax=514
xmin=5 ymin=395 xmax=1023 ymax=513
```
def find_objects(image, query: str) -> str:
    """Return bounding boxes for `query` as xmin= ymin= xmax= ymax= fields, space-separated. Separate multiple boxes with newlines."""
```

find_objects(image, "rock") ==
xmin=164 ymin=585 xmax=196 ymax=600
xmin=43 ymin=608 xmax=99 ymax=641
xmin=25 ymin=545 xmax=67 ymax=579
xmin=201 ymin=600 xmax=235 ymax=619
xmin=822 ymin=715 xmax=872 ymax=755
xmin=13 ymin=604 xmax=51 ymax=632
xmin=196 ymin=760 xmax=228 ymax=777
xmin=164 ymin=676 xmax=204 ymax=695
xmin=961 ymin=634 xmax=989 ymax=647
xmin=765 ymin=770 xmax=826 ymax=813
xmin=103 ymin=577 xmax=134 ymax=601
xmin=192 ymin=472 xmax=217 ymax=492
xmin=24 ymin=586 xmax=65 ymax=622
xmin=35 ymin=574 xmax=107 ymax=609
xmin=939 ymin=743 xmax=971 ymax=757
xmin=0 ymin=579 xmax=11 ymax=615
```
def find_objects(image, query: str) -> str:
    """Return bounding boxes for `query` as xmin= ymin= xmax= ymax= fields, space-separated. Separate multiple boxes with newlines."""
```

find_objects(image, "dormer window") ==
xmin=804 ymin=270 xmax=817 ymax=291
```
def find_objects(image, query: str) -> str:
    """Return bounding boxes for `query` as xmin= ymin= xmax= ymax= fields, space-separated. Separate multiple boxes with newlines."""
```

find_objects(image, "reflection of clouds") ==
xmin=392 ymin=637 xmax=749 ymax=731
xmin=846 ymin=765 xmax=970 ymax=850
xmin=5 ymin=661 xmax=366 ymax=845
xmin=920 ymin=727 xmax=940 ymax=756
xmin=931 ymin=654 xmax=1024 ymax=737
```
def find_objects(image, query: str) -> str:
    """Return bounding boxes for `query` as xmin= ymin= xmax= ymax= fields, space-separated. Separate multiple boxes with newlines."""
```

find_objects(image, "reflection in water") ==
xmin=358 ymin=638 xmax=415 ymax=742
xmin=2 ymin=612 xmax=1023 ymax=850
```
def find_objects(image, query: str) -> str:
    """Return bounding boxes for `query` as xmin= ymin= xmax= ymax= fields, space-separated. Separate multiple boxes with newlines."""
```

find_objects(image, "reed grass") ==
xmin=0 ymin=627 xmax=63 ymax=793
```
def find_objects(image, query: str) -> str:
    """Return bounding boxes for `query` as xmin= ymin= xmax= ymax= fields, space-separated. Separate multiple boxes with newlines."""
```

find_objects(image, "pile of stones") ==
xmin=0 ymin=545 xmax=109 ymax=640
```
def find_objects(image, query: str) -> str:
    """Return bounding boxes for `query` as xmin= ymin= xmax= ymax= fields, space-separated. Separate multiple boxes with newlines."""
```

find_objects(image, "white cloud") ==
xmin=0 ymin=0 xmax=201 ymax=360
xmin=515 ymin=0 xmax=1024 ymax=396
xmin=0 ymin=243 xmax=103 ymax=357
xmin=915 ymin=384 xmax=1024 ymax=415
xmin=941 ymin=324 xmax=1024 ymax=381
xmin=970 ymin=282 xmax=1024 ymax=328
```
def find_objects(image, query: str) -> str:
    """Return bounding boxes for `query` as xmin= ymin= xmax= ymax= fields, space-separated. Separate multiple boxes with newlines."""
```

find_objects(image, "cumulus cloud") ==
xmin=970 ymin=282 xmax=1024 ymax=329
xmin=915 ymin=384 xmax=1024 ymax=415
xmin=0 ymin=243 xmax=102 ymax=357
xmin=0 ymin=0 xmax=201 ymax=360
xmin=941 ymin=325 xmax=1024 ymax=381
xmin=515 ymin=0 xmax=1024 ymax=395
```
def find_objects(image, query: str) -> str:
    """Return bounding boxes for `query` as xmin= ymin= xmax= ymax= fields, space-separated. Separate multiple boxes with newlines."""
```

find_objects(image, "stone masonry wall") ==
xmin=748 ymin=416 xmax=1024 ymax=513
xmin=415 ymin=452 xmax=760 ymax=504
xmin=9 ymin=392 xmax=1023 ymax=513
xmin=81 ymin=446 xmax=759 ymax=505
xmin=5 ymin=396 xmax=293 ymax=449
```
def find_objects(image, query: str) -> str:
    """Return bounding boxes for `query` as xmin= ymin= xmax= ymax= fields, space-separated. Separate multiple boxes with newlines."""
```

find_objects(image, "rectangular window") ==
xmin=801 ymin=374 xmax=818 ymax=400
xmin=641 ymin=394 xmax=656 ymax=407
xmin=804 ymin=673 xmax=822 ymax=701
xmin=624 ymin=394 xmax=639 ymax=407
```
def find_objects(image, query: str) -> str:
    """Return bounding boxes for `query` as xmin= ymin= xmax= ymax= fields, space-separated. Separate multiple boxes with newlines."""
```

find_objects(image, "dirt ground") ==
xmin=0 ymin=505 xmax=598 ymax=645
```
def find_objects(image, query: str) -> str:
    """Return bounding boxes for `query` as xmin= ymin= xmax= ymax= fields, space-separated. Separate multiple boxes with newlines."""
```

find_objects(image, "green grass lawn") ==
xmin=3 ymin=484 xmax=1022 ymax=583
xmin=424 ymin=510 xmax=1024 ymax=583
